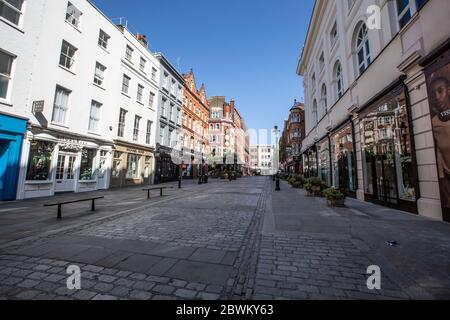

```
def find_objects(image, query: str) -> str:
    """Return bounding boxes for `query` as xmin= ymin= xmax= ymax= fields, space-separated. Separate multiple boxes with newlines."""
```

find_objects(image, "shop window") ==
xmin=79 ymin=149 xmax=96 ymax=180
xmin=126 ymin=154 xmax=140 ymax=179
xmin=26 ymin=141 xmax=55 ymax=181
xmin=318 ymin=139 xmax=331 ymax=186
xmin=331 ymin=124 xmax=357 ymax=194
xmin=359 ymin=86 xmax=417 ymax=205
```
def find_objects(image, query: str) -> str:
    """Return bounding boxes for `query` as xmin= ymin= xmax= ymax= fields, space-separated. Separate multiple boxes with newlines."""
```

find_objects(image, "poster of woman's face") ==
xmin=425 ymin=51 xmax=450 ymax=222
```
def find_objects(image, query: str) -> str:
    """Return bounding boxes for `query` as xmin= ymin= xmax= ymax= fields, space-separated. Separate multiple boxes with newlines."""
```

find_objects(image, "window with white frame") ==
xmin=117 ymin=108 xmax=127 ymax=137
xmin=319 ymin=52 xmax=325 ymax=72
xmin=1 ymin=0 xmax=24 ymax=26
xmin=52 ymin=86 xmax=70 ymax=124
xmin=149 ymin=91 xmax=155 ymax=108
xmin=311 ymin=73 xmax=316 ymax=91
xmin=161 ymin=98 xmax=167 ymax=118
xmin=137 ymin=84 xmax=144 ymax=103
xmin=139 ymin=57 xmax=146 ymax=73
xmin=98 ymin=30 xmax=110 ymax=49
xmin=126 ymin=154 xmax=140 ymax=179
xmin=93 ymin=62 xmax=106 ymax=86
xmin=163 ymin=72 xmax=169 ymax=90
xmin=355 ymin=23 xmax=371 ymax=76
xmin=151 ymin=67 xmax=157 ymax=81
xmin=122 ymin=74 xmax=130 ymax=94
xmin=396 ymin=0 xmax=429 ymax=29
xmin=159 ymin=125 xmax=165 ymax=145
xmin=88 ymin=100 xmax=101 ymax=132
xmin=146 ymin=120 xmax=152 ymax=144
xmin=171 ymin=79 xmax=176 ymax=96
xmin=65 ymin=2 xmax=82 ymax=29
xmin=133 ymin=115 xmax=141 ymax=142
xmin=312 ymin=99 xmax=318 ymax=126
xmin=125 ymin=45 xmax=133 ymax=61
xmin=0 ymin=50 xmax=14 ymax=99
xmin=330 ymin=22 xmax=338 ymax=47
xmin=170 ymin=103 xmax=175 ymax=122
xmin=334 ymin=61 xmax=344 ymax=99
xmin=59 ymin=40 xmax=77 ymax=70
xmin=321 ymin=84 xmax=328 ymax=115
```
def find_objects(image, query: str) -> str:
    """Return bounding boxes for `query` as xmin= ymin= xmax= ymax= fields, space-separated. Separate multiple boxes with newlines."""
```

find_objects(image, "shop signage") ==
xmin=126 ymin=148 xmax=145 ymax=155
xmin=424 ymin=49 xmax=450 ymax=222
xmin=32 ymin=100 xmax=45 ymax=113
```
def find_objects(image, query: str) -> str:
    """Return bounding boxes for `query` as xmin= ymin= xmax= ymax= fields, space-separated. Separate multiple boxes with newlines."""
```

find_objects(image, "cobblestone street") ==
xmin=0 ymin=177 xmax=449 ymax=300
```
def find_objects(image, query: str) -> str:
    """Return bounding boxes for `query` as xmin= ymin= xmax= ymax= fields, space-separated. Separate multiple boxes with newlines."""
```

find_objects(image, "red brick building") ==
xmin=208 ymin=96 xmax=250 ymax=175
xmin=181 ymin=70 xmax=210 ymax=178
xmin=280 ymin=100 xmax=305 ymax=174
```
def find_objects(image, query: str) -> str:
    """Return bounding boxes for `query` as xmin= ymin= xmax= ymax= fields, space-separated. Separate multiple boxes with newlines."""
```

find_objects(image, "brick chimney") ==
xmin=136 ymin=34 xmax=148 ymax=47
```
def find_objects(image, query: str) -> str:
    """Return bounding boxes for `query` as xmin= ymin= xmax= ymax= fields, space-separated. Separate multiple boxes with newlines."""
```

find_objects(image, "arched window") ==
xmin=321 ymin=84 xmax=328 ymax=115
xmin=312 ymin=99 xmax=318 ymax=126
xmin=355 ymin=23 xmax=371 ymax=75
xmin=334 ymin=61 xmax=344 ymax=99
xmin=311 ymin=73 xmax=316 ymax=91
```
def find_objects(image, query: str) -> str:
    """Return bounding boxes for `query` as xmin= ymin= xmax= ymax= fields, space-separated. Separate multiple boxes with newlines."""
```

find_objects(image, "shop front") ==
xmin=330 ymin=122 xmax=357 ymax=197
xmin=0 ymin=113 xmax=27 ymax=201
xmin=154 ymin=145 xmax=179 ymax=183
xmin=19 ymin=129 xmax=113 ymax=199
xmin=317 ymin=137 xmax=331 ymax=187
xmin=303 ymin=147 xmax=317 ymax=178
xmin=110 ymin=142 xmax=154 ymax=188
xmin=359 ymin=84 xmax=418 ymax=213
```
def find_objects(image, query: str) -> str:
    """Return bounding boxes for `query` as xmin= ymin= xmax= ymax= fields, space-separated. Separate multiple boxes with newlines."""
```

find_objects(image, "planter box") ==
xmin=327 ymin=199 xmax=346 ymax=207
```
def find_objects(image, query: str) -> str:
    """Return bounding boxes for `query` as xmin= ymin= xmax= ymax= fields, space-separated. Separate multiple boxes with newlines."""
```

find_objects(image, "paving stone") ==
xmin=132 ymin=281 xmax=155 ymax=291
xmin=3 ymin=277 xmax=24 ymax=286
xmin=197 ymin=292 xmax=221 ymax=300
xmin=186 ymin=283 xmax=207 ymax=291
xmin=29 ymin=272 xmax=49 ymax=280
xmin=34 ymin=281 xmax=60 ymax=292
xmin=92 ymin=294 xmax=118 ymax=300
xmin=15 ymin=290 xmax=41 ymax=300
xmin=44 ymin=274 xmax=66 ymax=283
xmin=94 ymin=282 xmax=114 ymax=293
xmin=168 ymin=279 xmax=188 ymax=288
xmin=130 ymin=290 xmax=152 ymax=300
xmin=153 ymin=284 xmax=176 ymax=295
xmin=17 ymin=279 xmax=40 ymax=289
xmin=98 ymin=275 xmax=116 ymax=283
xmin=72 ymin=290 xmax=98 ymax=300
xmin=205 ymin=285 xmax=223 ymax=294
xmin=115 ymin=278 xmax=135 ymax=288
xmin=110 ymin=286 xmax=131 ymax=297
xmin=174 ymin=288 xmax=197 ymax=299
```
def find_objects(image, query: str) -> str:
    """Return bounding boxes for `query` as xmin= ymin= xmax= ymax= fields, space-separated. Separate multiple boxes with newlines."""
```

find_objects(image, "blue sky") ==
xmin=92 ymin=0 xmax=314 ymax=142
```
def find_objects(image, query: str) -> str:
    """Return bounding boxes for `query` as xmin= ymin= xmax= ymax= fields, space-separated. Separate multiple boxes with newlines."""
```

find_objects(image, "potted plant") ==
xmin=323 ymin=188 xmax=346 ymax=207
xmin=308 ymin=177 xmax=327 ymax=196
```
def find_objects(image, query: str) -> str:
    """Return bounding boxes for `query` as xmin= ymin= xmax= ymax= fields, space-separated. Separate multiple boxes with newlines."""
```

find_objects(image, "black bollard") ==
xmin=178 ymin=176 xmax=182 ymax=189
xmin=275 ymin=177 xmax=281 ymax=191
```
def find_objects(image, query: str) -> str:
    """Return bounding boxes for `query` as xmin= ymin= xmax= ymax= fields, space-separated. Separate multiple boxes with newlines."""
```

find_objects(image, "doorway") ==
xmin=55 ymin=152 xmax=77 ymax=193
xmin=0 ymin=141 xmax=9 ymax=199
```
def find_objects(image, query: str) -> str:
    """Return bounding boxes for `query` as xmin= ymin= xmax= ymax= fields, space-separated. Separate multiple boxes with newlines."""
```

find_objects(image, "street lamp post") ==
xmin=179 ymin=148 xmax=184 ymax=189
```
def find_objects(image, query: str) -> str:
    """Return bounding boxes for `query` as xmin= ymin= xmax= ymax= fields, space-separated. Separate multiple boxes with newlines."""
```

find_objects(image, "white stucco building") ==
xmin=250 ymin=145 xmax=275 ymax=176
xmin=154 ymin=53 xmax=184 ymax=183
xmin=0 ymin=0 xmax=161 ymax=199
xmin=297 ymin=0 xmax=450 ymax=221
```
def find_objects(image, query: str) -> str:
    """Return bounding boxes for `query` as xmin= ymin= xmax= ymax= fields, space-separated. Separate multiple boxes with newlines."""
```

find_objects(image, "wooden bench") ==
xmin=143 ymin=186 xmax=174 ymax=199
xmin=44 ymin=196 xmax=105 ymax=219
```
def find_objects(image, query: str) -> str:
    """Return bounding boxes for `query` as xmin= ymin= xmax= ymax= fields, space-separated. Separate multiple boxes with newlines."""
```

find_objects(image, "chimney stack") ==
xmin=136 ymin=34 xmax=148 ymax=47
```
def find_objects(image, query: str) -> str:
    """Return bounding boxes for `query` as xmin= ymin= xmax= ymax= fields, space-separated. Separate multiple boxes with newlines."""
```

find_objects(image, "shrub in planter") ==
xmin=323 ymin=188 xmax=346 ymax=207
xmin=307 ymin=177 xmax=328 ymax=196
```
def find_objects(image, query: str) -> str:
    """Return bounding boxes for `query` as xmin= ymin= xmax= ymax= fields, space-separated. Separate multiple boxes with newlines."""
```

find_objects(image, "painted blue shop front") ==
xmin=0 ymin=113 xmax=27 ymax=201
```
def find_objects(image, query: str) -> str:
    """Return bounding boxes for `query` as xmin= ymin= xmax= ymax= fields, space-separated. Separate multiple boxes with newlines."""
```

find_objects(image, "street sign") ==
xmin=32 ymin=100 xmax=45 ymax=113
